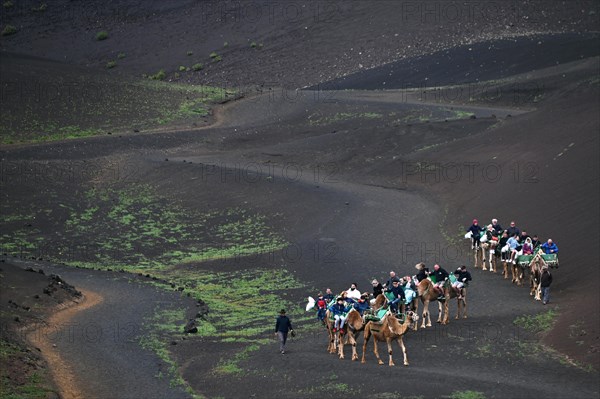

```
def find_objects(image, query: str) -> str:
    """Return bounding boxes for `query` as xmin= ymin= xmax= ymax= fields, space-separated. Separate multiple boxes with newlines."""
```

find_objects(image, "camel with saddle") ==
xmin=528 ymin=250 xmax=547 ymax=301
xmin=415 ymin=275 xmax=467 ymax=329
xmin=335 ymin=293 xmax=389 ymax=361
xmin=361 ymin=310 xmax=418 ymax=366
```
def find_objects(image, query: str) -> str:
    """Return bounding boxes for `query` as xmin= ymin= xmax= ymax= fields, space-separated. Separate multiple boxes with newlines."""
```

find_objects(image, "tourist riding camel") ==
xmin=345 ymin=283 xmax=362 ymax=301
xmin=541 ymin=239 xmax=559 ymax=254
xmin=328 ymin=297 xmax=353 ymax=334
xmin=452 ymin=266 xmax=471 ymax=299
xmin=467 ymin=219 xmax=484 ymax=249
xmin=385 ymin=278 xmax=406 ymax=314
xmin=431 ymin=264 xmax=449 ymax=299
xmin=414 ymin=262 xmax=429 ymax=282
xmin=491 ymin=218 xmax=503 ymax=234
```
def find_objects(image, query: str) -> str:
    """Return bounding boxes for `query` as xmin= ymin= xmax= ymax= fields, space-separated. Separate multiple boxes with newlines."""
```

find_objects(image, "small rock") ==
xmin=184 ymin=319 xmax=198 ymax=334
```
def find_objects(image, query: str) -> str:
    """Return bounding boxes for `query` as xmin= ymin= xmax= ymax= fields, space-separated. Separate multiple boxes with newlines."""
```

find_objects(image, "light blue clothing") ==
xmin=403 ymin=287 xmax=416 ymax=304
xmin=507 ymin=237 xmax=519 ymax=250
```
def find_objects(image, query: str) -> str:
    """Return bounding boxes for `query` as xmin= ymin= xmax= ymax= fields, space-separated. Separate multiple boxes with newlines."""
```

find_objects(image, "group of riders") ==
xmin=467 ymin=218 xmax=559 ymax=263
xmin=311 ymin=218 xmax=559 ymax=334
xmin=313 ymin=263 xmax=472 ymax=335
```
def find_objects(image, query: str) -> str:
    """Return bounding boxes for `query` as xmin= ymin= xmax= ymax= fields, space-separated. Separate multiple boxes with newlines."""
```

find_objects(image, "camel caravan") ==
xmin=466 ymin=218 xmax=559 ymax=302
xmin=306 ymin=263 xmax=470 ymax=366
xmin=304 ymin=218 xmax=558 ymax=366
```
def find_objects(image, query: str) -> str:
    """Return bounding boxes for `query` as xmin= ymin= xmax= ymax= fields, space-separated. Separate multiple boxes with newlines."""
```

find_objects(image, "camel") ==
xmin=416 ymin=279 xmax=467 ymax=329
xmin=512 ymin=260 xmax=525 ymax=285
xmin=529 ymin=251 xmax=546 ymax=301
xmin=361 ymin=310 xmax=418 ymax=366
xmin=481 ymin=241 xmax=498 ymax=272
xmin=325 ymin=309 xmax=340 ymax=355
xmin=338 ymin=294 xmax=388 ymax=361
xmin=473 ymin=245 xmax=485 ymax=269
xmin=502 ymin=258 xmax=511 ymax=279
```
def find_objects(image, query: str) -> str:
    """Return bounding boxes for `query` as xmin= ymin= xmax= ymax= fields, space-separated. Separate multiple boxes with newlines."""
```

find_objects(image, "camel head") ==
xmin=406 ymin=311 xmax=419 ymax=331
xmin=387 ymin=311 xmax=418 ymax=335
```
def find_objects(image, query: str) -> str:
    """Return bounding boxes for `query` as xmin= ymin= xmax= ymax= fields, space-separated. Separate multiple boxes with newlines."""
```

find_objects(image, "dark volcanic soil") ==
xmin=1 ymin=1 xmax=599 ymax=399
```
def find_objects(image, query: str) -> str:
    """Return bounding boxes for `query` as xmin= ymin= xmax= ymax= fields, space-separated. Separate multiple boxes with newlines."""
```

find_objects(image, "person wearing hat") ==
xmin=328 ymin=296 xmax=353 ymax=334
xmin=467 ymin=219 xmax=484 ymax=249
xmin=275 ymin=309 xmax=294 ymax=354
xmin=540 ymin=266 xmax=553 ymax=305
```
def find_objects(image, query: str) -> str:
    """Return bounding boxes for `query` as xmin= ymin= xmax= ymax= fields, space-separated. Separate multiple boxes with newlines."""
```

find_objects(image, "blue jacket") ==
xmin=541 ymin=242 xmax=559 ymax=254
xmin=353 ymin=300 xmax=370 ymax=315
xmin=328 ymin=302 xmax=352 ymax=316
xmin=468 ymin=224 xmax=484 ymax=237
xmin=507 ymin=237 xmax=519 ymax=250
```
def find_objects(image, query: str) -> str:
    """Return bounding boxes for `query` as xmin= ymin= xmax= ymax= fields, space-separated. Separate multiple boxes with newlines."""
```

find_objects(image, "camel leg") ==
xmin=361 ymin=327 xmax=370 ymax=364
xmin=398 ymin=337 xmax=409 ymax=366
xmin=503 ymin=260 xmax=509 ymax=279
xmin=421 ymin=301 xmax=431 ymax=328
xmin=480 ymin=249 xmax=487 ymax=270
xmin=456 ymin=297 xmax=461 ymax=320
xmin=413 ymin=300 xmax=419 ymax=331
xmin=463 ymin=292 xmax=468 ymax=318
xmin=443 ymin=300 xmax=449 ymax=325
xmin=350 ymin=334 xmax=358 ymax=361
xmin=436 ymin=301 xmax=443 ymax=324
xmin=338 ymin=333 xmax=344 ymax=359
xmin=328 ymin=327 xmax=336 ymax=353
xmin=490 ymin=251 xmax=496 ymax=272
xmin=373 ymin=335 xmax=384 ymax=365
xmin=387 ymin=339 xmax=395 ymax=367
xmin=473 ymin=249 xmax=479 ymax=269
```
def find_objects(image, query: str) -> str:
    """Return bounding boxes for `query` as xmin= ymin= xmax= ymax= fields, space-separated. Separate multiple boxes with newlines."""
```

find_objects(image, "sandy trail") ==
xmin=27 ymin=290 xmax=103 ymax=399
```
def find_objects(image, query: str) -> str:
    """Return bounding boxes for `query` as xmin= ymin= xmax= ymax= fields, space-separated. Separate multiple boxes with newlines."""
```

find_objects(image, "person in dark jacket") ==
xmin=498 ymin=231 xmax=510 ymax=262
xmin=540 ymin=266 xmax=553 ymax=305
xmin=323 ymin=288 xmax=334 ymax=304
xmin=275 ymin=309 xmax=294 ymax=354
xmin=452 ymin=266 xmax=472 ymax=299
xmin=353 ymin=293 xmax=371 ymax=316
xmin=385 ymin=278 xmax=406 ymax=314
xmin=328 ymin=297 xmax=353 ymax=334
xmin=506 ymin=221 xmax=521 ymax=238
xmin=467 ymin=219 xmax=484 ymax=249
xmin=371 ymin=279 xmax=384 ymax=304
xmin=491 ymin=218 xmax=503 ymax=234
xmin=431 ymin=264 xmax=449 ymax=298
xmin=384 ymin=271 xmax=398 ymax=289
xmin=415 ymin=262 xmax=430 ymax=283
xmin=531 ymin=235 xmax=541 ymax=249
